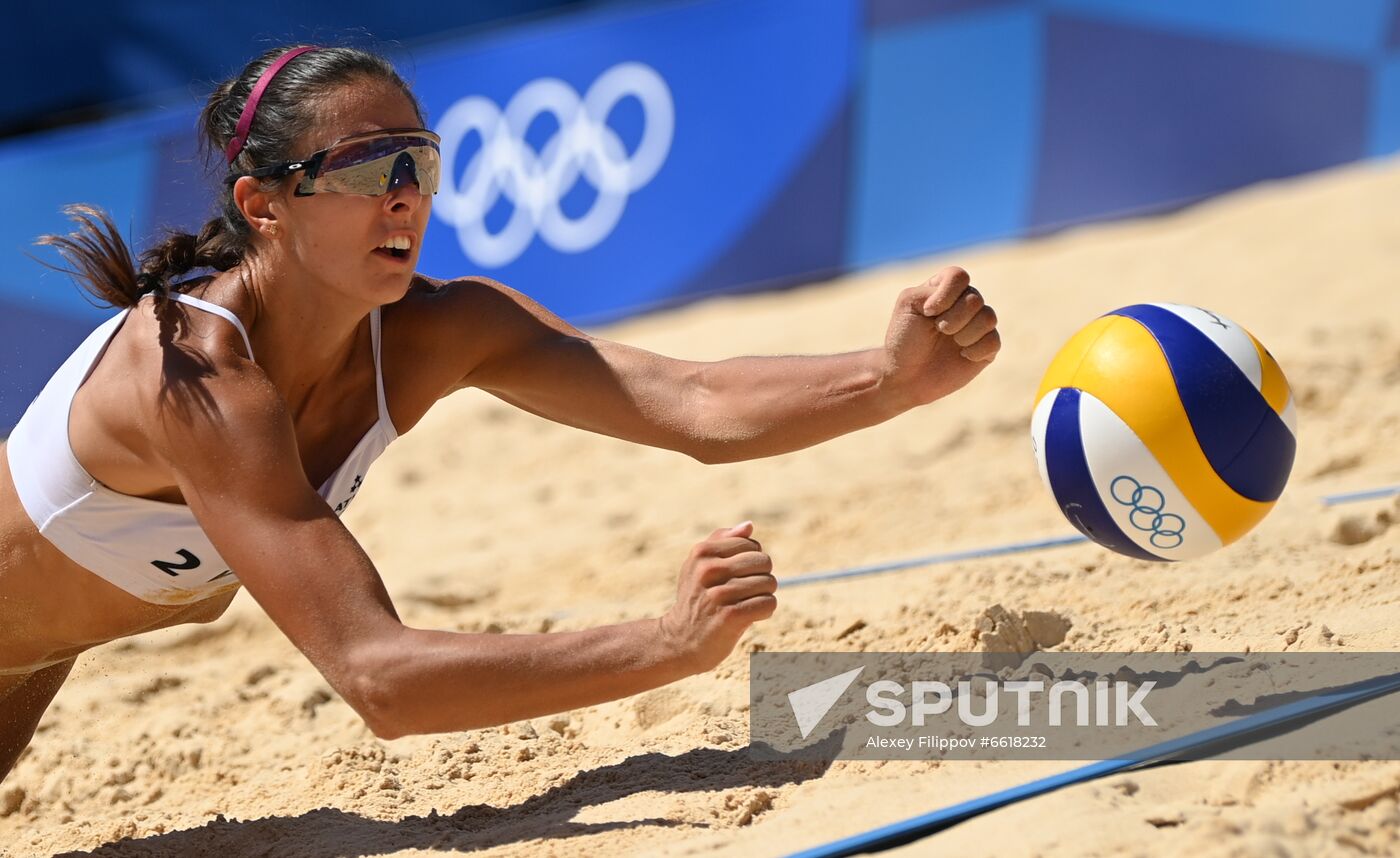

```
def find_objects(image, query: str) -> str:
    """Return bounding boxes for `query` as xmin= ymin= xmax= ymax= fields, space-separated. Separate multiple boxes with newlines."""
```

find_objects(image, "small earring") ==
xmin=266 ymin=223 xmax=281 ymax=237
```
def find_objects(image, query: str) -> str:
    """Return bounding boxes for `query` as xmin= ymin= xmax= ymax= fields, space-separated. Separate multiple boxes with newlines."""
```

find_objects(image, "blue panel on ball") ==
xmin=1109 ymin=305 xmax=1294 ymax=502
xmin=1044 ymin=388 xmax=1163 ymax=561
xmin=1217 ymin=410 xmax=1297 ymax=505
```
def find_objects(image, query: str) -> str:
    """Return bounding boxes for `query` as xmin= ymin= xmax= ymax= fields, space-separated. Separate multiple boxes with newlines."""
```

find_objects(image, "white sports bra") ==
xmin=5 ymin=292 xmax=397 ymax=606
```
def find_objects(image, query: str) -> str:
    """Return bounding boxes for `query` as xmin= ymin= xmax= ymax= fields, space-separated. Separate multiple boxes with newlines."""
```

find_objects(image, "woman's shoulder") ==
xmin=391 ymin=272 xmax=505 ymax=311
xmin=376 ymin=275 xmax=537 ymax=429
xmin=119 ymin=284 xmax=260 ymax=389
xmin=110 ymin=275 xmax=257 ymax=360
xmin=384 ymin=273 xmax=518 ymax=352
xmin=387 ymin=273 xmax=551 ymax=340
xmin=375 ymin=276 xmax=478 ymax=431
xmin=68 ymin=280 xmax=278 ymax=501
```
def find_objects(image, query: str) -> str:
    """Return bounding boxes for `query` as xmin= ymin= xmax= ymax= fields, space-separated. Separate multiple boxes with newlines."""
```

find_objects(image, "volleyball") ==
xmin=1031 ymin=303 xmax=1297 ymax=561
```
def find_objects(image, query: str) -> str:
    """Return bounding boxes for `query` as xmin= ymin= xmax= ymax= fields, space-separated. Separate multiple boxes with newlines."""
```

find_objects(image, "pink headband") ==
xmin=224 ymin=46 xmax=320 ymax=166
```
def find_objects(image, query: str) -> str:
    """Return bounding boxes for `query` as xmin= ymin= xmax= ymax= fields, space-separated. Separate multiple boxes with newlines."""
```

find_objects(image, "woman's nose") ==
xmin=385 ymin=152 xmax=422 ymax=194
xmin=383 ymin=155 xmax=426 ymax=213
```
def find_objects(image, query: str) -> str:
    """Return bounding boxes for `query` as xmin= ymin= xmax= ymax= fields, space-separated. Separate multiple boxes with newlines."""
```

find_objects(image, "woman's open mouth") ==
xmin=373 ymin=234 xmax=414 ymax=262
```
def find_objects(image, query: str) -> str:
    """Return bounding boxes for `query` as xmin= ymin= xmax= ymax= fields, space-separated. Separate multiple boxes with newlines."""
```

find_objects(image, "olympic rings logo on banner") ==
xmin=1110 ymin=476 xmax=1186 ymax=550
xmin=432 ymin=62 xmax=675 ymax=268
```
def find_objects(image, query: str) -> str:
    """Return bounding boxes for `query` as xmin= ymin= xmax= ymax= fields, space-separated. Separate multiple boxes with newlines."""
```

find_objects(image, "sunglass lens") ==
xmin=324 ymin=135 xmax=430 ymax=171
xmin=321 ymin=136 xmax=440 ymax=195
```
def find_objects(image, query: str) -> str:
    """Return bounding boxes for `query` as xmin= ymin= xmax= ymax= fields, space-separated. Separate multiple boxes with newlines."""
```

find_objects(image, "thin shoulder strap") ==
xmin=369 ymin=307 xmax=398 ymax=439
xmin=168 ymin=293 xmax=256 ymax=361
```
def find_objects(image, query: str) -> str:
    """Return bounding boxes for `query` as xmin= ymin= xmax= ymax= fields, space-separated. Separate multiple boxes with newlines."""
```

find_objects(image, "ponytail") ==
xmin=34 ymin=205 xmax=143 ymax=308
xmin=35 ymin=205 xmax=247 ymax=309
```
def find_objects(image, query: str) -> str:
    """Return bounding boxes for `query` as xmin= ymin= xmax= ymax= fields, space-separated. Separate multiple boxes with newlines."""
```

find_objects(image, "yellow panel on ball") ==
xmin=1247 ymin=331 xmax=1291 ymax=416
xmin=1035 ymin=315 xmax=1117 ymax=402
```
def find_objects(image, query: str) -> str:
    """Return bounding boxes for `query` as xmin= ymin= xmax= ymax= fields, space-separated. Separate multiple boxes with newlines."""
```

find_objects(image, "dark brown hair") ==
xmin=36 ymin=45 xmax=425 ymax=309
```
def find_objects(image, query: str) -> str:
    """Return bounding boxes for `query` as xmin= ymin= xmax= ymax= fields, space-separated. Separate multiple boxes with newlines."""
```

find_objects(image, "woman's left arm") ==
xmin=420 ymin=266 xmax=998 ymax=464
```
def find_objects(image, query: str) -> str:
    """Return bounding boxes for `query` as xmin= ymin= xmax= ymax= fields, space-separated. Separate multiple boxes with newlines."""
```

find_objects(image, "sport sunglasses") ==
xmin=225 ymin=128 xmax=442 ymax=197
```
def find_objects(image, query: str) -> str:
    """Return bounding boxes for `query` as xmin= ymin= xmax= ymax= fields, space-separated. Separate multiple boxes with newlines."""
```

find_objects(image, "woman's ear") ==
xmin=232 ymin=175 xmax=284 ymax=240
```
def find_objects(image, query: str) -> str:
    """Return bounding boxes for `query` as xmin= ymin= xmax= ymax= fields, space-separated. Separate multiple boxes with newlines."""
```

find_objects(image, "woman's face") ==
xmin=265 ymin=79 xmax=432 ymax=305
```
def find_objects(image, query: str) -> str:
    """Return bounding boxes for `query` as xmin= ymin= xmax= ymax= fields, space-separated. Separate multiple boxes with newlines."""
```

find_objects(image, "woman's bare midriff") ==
xmin=0 ymin=441 xmax=237 ymax=680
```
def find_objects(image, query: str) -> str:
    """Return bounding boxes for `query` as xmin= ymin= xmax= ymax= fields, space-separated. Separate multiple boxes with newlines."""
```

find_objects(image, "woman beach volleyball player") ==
xmin=0 ymin=45 xmax=999 ymax=781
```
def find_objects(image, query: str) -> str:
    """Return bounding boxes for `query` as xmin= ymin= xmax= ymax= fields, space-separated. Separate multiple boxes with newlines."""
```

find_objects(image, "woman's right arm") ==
xmin=153 ymin=353 xmax=775 ymax=739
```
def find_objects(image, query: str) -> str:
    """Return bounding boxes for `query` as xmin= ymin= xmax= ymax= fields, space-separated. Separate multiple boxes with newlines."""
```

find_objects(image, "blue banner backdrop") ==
xmin=412 ymin=0 xmax=859 ymax=322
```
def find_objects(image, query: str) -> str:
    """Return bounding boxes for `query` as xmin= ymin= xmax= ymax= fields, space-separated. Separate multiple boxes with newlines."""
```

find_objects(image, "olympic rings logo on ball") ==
xmin=432 ymin=62 xmax=675 ymax=268
xmin=1110 ymin=476 xmax=1186 ymax=550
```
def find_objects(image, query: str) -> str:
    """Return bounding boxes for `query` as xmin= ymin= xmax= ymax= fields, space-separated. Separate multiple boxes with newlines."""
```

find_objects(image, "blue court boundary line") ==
xmin=779 ymin=482 xmax=1400 ymax=589
xmin=779 ymin=534 xmax=1089 ymax=587
xmin=784 ymin=671 xmax=1400 ymax=858
xmin=1321 ymin=483 xmax=1400 ymax=506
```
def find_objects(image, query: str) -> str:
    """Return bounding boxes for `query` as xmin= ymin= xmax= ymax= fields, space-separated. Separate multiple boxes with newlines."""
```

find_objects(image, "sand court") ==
xmin=4 ymin=155 xmax=1399 ymax=857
